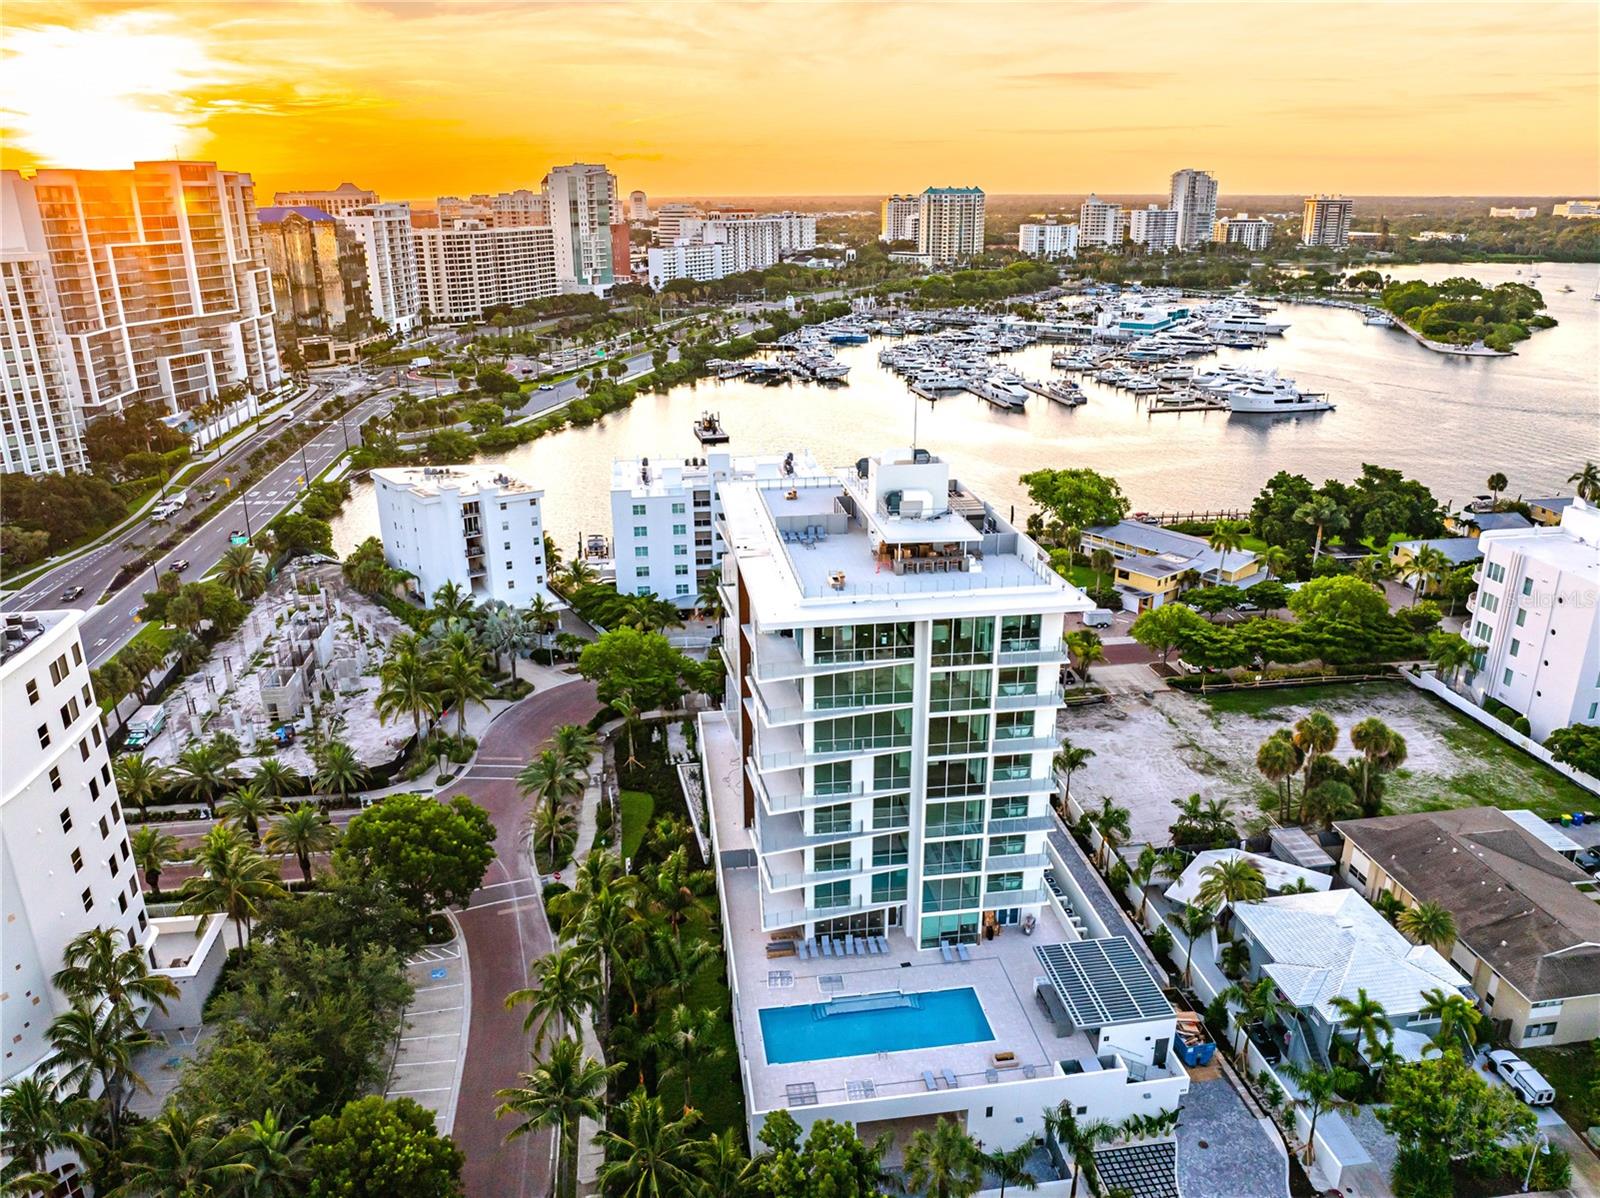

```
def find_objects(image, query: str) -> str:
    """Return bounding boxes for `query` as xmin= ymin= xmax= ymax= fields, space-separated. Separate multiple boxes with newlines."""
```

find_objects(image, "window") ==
xmin=89 ymin=778 xmax=99 ymax=801
xmin=992 ymin=754 xmax=1031 ymax=782
xmin=1478 ymin=592 xmax=1498 ymax=613
xmin=813 ymin=803 xmax=853 ymax=834
xmin=50 ymin=656 xmax=67 ymax=685
xmin=1000 ymin=614 xmax=1042 ymax=653
xmin=1515 ymin=608 xmax=1527 ymax=627
xmin=1523 ymin=1022 xmax=1557 ymax=1040
xmin=120 ymin=839 xmax=130 ymax=860
xmin=675 ymin=585 xmax=689 ymax=596
xmin=874 ymin=753 xmax=911 ymax=791
xmin=118 ymin=892 xmax=128 ymax=913
xmin=101 ymin=763 xmax=111 ymax=785
xmin=59 ymin=697 xmax=80 ymax=727
xmin=929 ymin=714 xmax=990 ymax=755
xmin=930 ymin=617 xmax=995 ymax=665
xmin=872 ymin=834 xmax=908 ymax=867
xmin=673 ymin=545 xmax=687 ymax=557
xmin=637 ymin=567 xmax=650 ymax=578
xmin=110 ymin=802 xmax=119 ymax=824
xmin=108 ymin=855 xmax=119 ymax=877
xmin=80 ymin=739 xmax=90 ymax=762
xmin=49 ymin=767 xmax=61 ymax=791
xmin=675 ymin=564 xmax=689 ymax=576
xmin=986 ymin=871 xmax=1024 ymax=894
xmin=929 ymin=669 xmax=991 ymax=712
xmin=1522 ymin=576 xmax=1534 ymax=595
xmin=633 ymin=525 xmax=647 ymax=538
xmin=71 ymin=644 xmax=81 ymax=666
xmin=919 ymin=912 xmax=978 ymax=948
xmin=59 ymin=807 xmax=72 ymax=833
xmin=98 ymin=816 xmax=109 ymax=839
xmin=923 ymin=838 xmax=982 ymax=876
xmin=927 ymin=758 xmax=986 ymax=798
xmin=921 ymin=876 xmax=980 ymax=913
xmin=635 ymin=586 xmax=652 ymax=596
xmin=631 ymin=504 xmax=646 ymax=516
xmin=989 ymin=834 xmax=1027 ymax=857
xmin=871 ymin=869 xmax=908 ymax=903
xmin=813 ymin=880 xmax=852 ymax=910
xmin=925 ymin=800 xmax=983 ymax=838
xmin=1503 ymin=667 xmax=1514 ymax=686
xmin=814 ymin=665 xmax=914 ymax=711
xmin=81 ymin=888 xmax=94 ymax=913
xmin=37 ymin=724 xmax=50 ymax=749
xmin=70 ymin=848 xmax=83 ymax=873
xmin=1590 ymin=702 xmax=1598 ymax=721
xmin=1509 ymin=638 xmax=1520 ymax=657
xmin=813 ymin=709 xmax=911 ymax=753
xmin=82 ymin=683 xmax=91 ymax=708
xmin=872 ymin=793 xmax=910 ymax=830
xmin=671 ymin=502 xmax=685 ymax=515
xmin=25 ymin=679 xmax=38 ymax=704
xmin=1485 ymin=561 xmax=1505 ymax=583
xmin=813 ymin=622 xmax=914 ymax=665
xmin=634 ymin=546 xmax=649 ymax=558
xmin=504 ymin=542 xmax=511 ymax=550
xmin=1473 ymin=620 xmax=1492 ymax=642
xmin=994 ymin=711 xmax=1037 ymax=741
xmin=814 ymin=843 xmax=853 ymax=873
xmin=991 ymin=795 xmax=1030 ymax=820
xmin=92 ymin=725 xmax=101 ymax=746
xmin=813 ymin=761 xmax=852 ymax=796
xmin=672 ymin=523 xmax=687 ymax=536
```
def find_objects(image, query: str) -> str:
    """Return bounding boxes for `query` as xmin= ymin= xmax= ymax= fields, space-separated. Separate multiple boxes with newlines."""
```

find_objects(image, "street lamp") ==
xmin=1522 ymin=1132 xmax=1550 ymax=1192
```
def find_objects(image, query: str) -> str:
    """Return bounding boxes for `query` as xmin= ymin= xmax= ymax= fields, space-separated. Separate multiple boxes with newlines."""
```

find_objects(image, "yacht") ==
xmin=693 ymin=411 xmax=730 ymax=444
xmin=1363 ymin=312 xmax=1395 ymax=327
xmin=1224 ymin=377 xmax=1334 ymax=414
xmin=1044 ymin=380 xmax=1085 ymax=406
xmin=969 ymin=376 xmax=1028 ymax=409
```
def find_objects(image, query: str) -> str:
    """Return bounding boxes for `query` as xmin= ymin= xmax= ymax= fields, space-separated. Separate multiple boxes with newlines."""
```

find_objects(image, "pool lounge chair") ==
xmin=923 ymin=1071 xmax=939 ymax=1091
xmin=821 ymin=937 xmax=833 ymax=957
xmin=957 ymin=944 xmax=972 ymax=962
xmin=942 ymin=1068 xmax=959 ymax=1088
xmin=855 ymin=936 xmax=868 ymax=955
xmin=874 ymin=935 xmax=889 ymax=953
xmin=940 ymin=943 xmax=954 ymax=963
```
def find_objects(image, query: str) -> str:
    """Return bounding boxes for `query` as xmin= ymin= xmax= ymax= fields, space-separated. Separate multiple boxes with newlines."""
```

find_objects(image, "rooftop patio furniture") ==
xmin=941 ymin=1068 xmax=959 ymax=1088
xmin=923 ymin=1071 xmax=939 ymax=1091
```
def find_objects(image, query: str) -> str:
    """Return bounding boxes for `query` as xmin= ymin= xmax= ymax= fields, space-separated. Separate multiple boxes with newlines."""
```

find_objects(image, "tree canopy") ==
xmin=1019 ymin=467 xmax=1130 ymax=531
xmin=334 ymin=793 xmax=497 ymax=918
xmin=305 ymin=1096 xmax=464 ymax=1198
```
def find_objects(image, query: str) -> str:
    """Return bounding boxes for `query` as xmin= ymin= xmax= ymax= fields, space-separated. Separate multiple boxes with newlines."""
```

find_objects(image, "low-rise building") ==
xmin=373 ymin=465 xmax=559 ymax=607
xmin=1080 ymin=521 xmax=1263 ymax=611
xmin=1390 ymin=537 xmax=1484 ymax=592
xmin=646 ymin=241 xmax=730 ymax=290
xmin=1413 ymin=231 xmax=1468 ymax=243
xmin=1528 ymin=497 xmax=1577 ymax=526
xmin=413 ymin=221 xmax=558 ymax=322
xmin=1212 ymin=214 xmax=1273 ymax=252
xmin=1079 ymin=195 xmax=1123 ymax=247
xmin=1489 ymin=206 xmax=1539 ymax=219
xmin=611 ymin=450 xmax=821 ymax=605
xmin=1464 ymin=497 xmax=1600 ymax=739
xmin=1336 ymin=808 xmax=1600 ymax=1047
xmin=1553 ymin=201 xmax=1600 ymax=219
xmin=1018 ymin=222 xmax=1078 ymax=259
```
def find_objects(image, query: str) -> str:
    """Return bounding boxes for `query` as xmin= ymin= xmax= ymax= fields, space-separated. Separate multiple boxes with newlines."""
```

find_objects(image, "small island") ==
xmin=1379 ymin=276 xmax=1557 ymax=355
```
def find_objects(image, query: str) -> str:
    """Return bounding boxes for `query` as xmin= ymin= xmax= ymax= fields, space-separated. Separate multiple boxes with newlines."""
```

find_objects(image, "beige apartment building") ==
xmin=258 ymin=206 xmax=371 ymax=335
xmin=1337 ymin=808 xmax=1600 ymax=1048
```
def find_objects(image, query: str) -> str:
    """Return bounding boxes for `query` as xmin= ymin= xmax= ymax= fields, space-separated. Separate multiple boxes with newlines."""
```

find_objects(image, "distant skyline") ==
xmin=3 ymin=1 xmax=1596 ymax=199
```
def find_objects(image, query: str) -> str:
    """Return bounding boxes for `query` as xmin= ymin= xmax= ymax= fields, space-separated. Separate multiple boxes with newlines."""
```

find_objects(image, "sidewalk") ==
xmin=386 ymin=920 xmax=471 ymax=1135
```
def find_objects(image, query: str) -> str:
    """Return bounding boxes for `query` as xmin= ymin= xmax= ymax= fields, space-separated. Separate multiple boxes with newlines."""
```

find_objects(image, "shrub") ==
xmin=1512 ymin=715 xmax=1531 ymax=736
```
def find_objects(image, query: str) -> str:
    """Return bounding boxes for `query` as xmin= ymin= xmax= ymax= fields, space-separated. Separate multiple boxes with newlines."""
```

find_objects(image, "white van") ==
xmin=1083 ymin=608 xmax=1116 ymax=629
xmin=1488 ymin=1050 xmax=1555 ymax=1106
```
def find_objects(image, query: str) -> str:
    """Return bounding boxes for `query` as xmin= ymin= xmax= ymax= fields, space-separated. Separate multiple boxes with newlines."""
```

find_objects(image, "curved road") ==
xmin=444 ymin=679 xmax=601 ymax=1198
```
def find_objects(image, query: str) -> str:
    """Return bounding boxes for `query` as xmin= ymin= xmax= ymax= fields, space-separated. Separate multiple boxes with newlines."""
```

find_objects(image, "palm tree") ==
xmin=312 ymin=741 xmax=369 ymax=804
xmin=692 ymin=1128 xmax=759 ymax=1196
xmin=552 ymin=723 xmax=601 ymax=778
xmin=648 ymin=1003 xmax=727 ymax=1112
xmin=131 ymin=824 xmax=180 ymax=895
xmin=1419 ymin=986 xmax=1482 ymax=1055
xmin=1429 ymin=632 xmax=1476 ymax=686
xmin=611 ymin=690 xmax=644 ymax=767
xmin=1207 ymin=518 xmax=1247 ymax=585
xmin=1089 ymin=547 xmax=1115 ymax=592
xmin=496 ymin=1038 xmax=617 ymax=1198
xmin=1128 ymin=845 xmax=1159 ymax=926
xmin=1177 ymin=903 xmax=1216 ymax=988
xmin=562 ymin=559 xmax=597 ymax=594
xmin=168 ymin=739 xmax=240 ymax=818
xmin=1258 ymin=544 xmax=1292 ymax=580
xmin=1328 ymin=987 xmax=1393 ymax=1072
xmin=1293 ymin=496 xmax=1347 ymax=566
xmin=476 ymin=601 xmax=519 ymax=675
xmin=1052 ymin=741 xmax=1095 ymax=807
xmin=1304 ymin=780 xmax=1358 ymax=830
xmin=1569 ymin=461 xmax=1600 ymax=503
xmin=179 ymin=832 xmax=287 ymax=948
xmin=591 ymin=1088 xmax=699 ymax=1198
xmin=437 ymin=644 xmax=493 ymax=738
xmin=228 ymin=1109 xmax=308 ymax=1197
xmin=1195 ymin=856 xmax=1266 ymax=920
xmin=117 ymin=1106 xmax=254 ymax=1197
xmin=505 ymin=944 xmax=602 ymax=1051
xmin=1396 ymin=900 xmax=1456 ymax=954
xmin=219 ymin=782 xmax=279 ymax=844
xmin=694 ymin=571 xmax=726 ymax=621
xmin=251 ymin=757 xmax=304 ymax=800
xmin=526 ymin=593 xmax=559 ymax=646
xmin=1348 ymin=717 xmax=1394 ymax=816
xmin=1064 ymin=629 xmax=1106 ymax=684
xmin=644 ymin=847 xmax=713 ymax=947
xmin=431 ymin=579 xmax=476 ymax=622
xmin=1087 ymin=795 xmax=1130 ymax=872
xmin=1046 ymin=1105 xmax=1115 ymax=1198
xmin=1403 ymin=545 xmax=1451 ymax=606
xmin=53 ymin=926 xmax=179 ymax=1017
xmin=570 ymin=884 xmax=643 ymax=1022
xmin=982 ymin=1142 xmax=1039 ymax=1197
xmin=1255 ymin=730 xmax=1303 ymax=824
xmin=264 ymin=802 xmax=338 ymax=883
xmin=114 ymin=753 xmax=163 ymax=816
xmin=1291 ymin=711 xmax=1338 ymax=822
xmin=43 ymin=1001 xmax=154 ymax=1147
xmin=1282 ymin=1062 xmax=1357 ymax=1164
xmin=904 ymin=1116 xmax=984 ymax=1198
xmin=217 ymin=544 xmax=266 ymax=599
xmin=0 ymin=1074 xmax=96 ymax=1193
xmin=375 ymin=646 xmax=441 ymax=743
xmin=1486 ymin=471 xmax=1508 ymax=505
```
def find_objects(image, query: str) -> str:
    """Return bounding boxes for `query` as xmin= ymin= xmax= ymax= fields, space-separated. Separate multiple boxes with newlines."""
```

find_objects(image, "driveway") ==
xmin=443 ymin=680 xmax=602 ymax=1198
xmin=1176 ymin=1074 xmax=1289 ymax=1198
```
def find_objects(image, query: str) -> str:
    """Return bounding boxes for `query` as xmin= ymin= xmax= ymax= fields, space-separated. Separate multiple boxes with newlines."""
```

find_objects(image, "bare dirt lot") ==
xmin=1060 ymin=679 xmax=1592 ymax=845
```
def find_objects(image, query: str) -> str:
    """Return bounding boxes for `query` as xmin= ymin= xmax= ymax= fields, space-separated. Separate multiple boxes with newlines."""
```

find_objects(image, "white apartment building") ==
xmin=1017 ymin=222 xmax=1079 ymax=260
xmin=273 ymin=182 xmax=380 ymax=218
xmin=1465 ymin=498 xmax=1600 ymax=741
xmin=20 ymin=162 xmax=281 ymax=423
xmin=340 ymin=202 xmax=421 ymax=333
xmin=654 ymin=203 xmax=701 ymax=245
xmin=413 ymin=221 xmax=558 ymax=321
xmin=1489 ymin=206 xmax=1539 ymax=219
xmin=629 ymin=190 xmax=650 ymax=222
xmin=1168 ymin=169 xmax=1218 ymax=249
xmin=1553 ymin=201 xmax=1600 ymax=219
xmin=676 ymin=213 xmax=819 ymax=275
xmin=1301 ymin=195 xmax=1355 ymax=247
xmin=880 ymin=195 xmax=920 ymax=243
xmin=543 ymin=163 xmax=618 ymax=292
xmin=917 ymin=188 xmax=985 ymax=264
xmin=1212 ymin=214 xmax=1273 ymax=252
xmin=645 ymin=241 xmax=730 ymax=290
xmin=1 ymin=172 xmax=87 ymax=475
xmin=373 ymin=465 xmax=559 ymax=607
xmin=1127 ymin=205 xmax=1179 ymax=253
xmin=700 ymin=447 xmax=1189 ymax=1151
xmin=612 ymin=450 xmax=822 ymax=605
xmin=1078 ymin=195 xmax=1124 ymax=247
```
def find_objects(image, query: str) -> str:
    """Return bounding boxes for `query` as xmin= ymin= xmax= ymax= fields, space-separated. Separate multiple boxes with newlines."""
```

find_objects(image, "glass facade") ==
xmin=813 ymin=622 xmax=915 ymax=664
xmin=930 ymin=617 xmax=996 ymax=665
xmin=1000 ymin=614 xmax=1043 ymax=653
xmin=813 ymin=709 xmax=912 ymax=753
xmin=930 ymin=669 xmax=992 ymax=712
xmin=814 ymin=664 xmax=914 ymax=710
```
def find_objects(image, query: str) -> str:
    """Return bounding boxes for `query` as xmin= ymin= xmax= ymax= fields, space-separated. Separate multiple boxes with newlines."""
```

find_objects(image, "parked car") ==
xmin=537 ymin=383 xmax=555 ymax=392
xmin=169 ymin=559 xmax=190 ymax=573
xmin=1487 ymin=1050 xmax=1555 ymax=1106
xmin=58 ymin=585 xmax=84 ymax=601
xmin=200 ymin=488 xmax=218 ymax=501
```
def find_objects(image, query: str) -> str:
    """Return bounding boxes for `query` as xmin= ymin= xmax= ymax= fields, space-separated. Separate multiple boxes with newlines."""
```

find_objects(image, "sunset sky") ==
xmin=3 ymin=0 xmax=1596 ymax=201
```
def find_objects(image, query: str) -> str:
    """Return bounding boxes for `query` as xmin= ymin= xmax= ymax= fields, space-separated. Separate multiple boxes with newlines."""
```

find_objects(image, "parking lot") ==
xmin=385 ymin=934 xmax=469 ymax=1133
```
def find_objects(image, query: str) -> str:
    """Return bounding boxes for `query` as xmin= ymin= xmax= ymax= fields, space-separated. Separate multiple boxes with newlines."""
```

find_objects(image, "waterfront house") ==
xmin=1080 ymin=521 xmax=1263 ymax=612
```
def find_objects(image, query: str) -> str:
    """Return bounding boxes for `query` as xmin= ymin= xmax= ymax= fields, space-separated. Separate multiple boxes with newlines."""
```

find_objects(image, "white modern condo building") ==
xmin=373 ymin=465 xmax=560 ymax=607
xmin=1 ymin=172 xmax=87 ymax=475
xmin=917 ymin=188 xmax=985 ymax=264
xmin=1168 ymin=168 xmax=1218 ymax=249
xmin=1017 ymin=222 xmax=1079 ymax=260
xmin=1213 ymin=214 xmax=1273 ymax=252
xmin=645 ymin=241 xmax=730 ymax=290
xmin=1078 ymin=195 xmax=1124 ymax=247
xmin=11 ymin=162 xmax=280 ymax=427
xmin=339 ymin=202 xmax=421 ymax=332
xmin=880 ymin=195 xmax=920 ymax=243
xmin=1301 ymin=195 xmax=1354 ymax=248
xmin=1127 ymin=205 xmax=1180 ymax=253
xmin=676 ymin=212 xmax=818 ymax=274
xmin=543 ymin=163 xmax=618 ymax=292
xmin=612 ymin=450 xmax=823 ymax=606
xmin=413 ymin=221 xmax=558 ymax=321
xmin=699 ymin=448 xmax=1189 ymax=1153
xmin=1465 ymin=498 xmax=1600 ymax=741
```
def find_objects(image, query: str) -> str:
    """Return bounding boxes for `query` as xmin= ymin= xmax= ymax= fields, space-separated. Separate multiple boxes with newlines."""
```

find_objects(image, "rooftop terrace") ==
xmin=372 ymin=464 xmax=539 ymax=498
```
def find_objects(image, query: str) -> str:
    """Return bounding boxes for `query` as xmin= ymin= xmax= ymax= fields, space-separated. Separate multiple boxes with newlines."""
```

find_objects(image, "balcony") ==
xmin=762 ymin=856 xmax=875 ymax=892
xmin=991 ymin=733 xmax=1059 ymax=753
xmin=990 ymin=775 xmax=1057 ymax=797
xmin=746 ymin=759 xmax=912 ymax=816
xmin=752 ymin=675 xmax=913 ymax=726
xmin=754 ymin=808 xmax=870 ymax=855
xmin=995 ymin=687 xmax=1065 ymax=710
xmin=761 ymin=895 xmax=894 ymax=932
xmin=998 ymin=645 xmax=1070 ymax=666
xmin=753 ymin=719 xmax=911 ymax=771
xmin=989 ymin=815 xmax=1055 ymax=836
xmin=983 ymin=886 xmax=1048 ymax=907
xmin=984 ymin=853 xmax=1050 ymax=871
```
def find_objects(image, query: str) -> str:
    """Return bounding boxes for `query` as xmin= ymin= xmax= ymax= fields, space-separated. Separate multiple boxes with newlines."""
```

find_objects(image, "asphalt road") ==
xmin=4 ymin=380 xmax=398 ymax=668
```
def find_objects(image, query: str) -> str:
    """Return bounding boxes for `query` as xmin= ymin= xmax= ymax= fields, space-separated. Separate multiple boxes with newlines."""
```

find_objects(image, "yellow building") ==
xmin=1081 ymin=520 xmax=1263 ymax=611
xmin=1336 ymin=809 xmax=1600 ymax=1048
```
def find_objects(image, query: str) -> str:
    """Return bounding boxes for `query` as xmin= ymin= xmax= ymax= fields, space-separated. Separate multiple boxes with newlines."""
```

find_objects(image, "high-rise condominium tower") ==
xmin=917 ymin=187 xmax=985 ymax=264
xmin=1168 ymin=168 xmax=1219 ymax=249
xmin=543 ymin=164 xmax=618 ymax=292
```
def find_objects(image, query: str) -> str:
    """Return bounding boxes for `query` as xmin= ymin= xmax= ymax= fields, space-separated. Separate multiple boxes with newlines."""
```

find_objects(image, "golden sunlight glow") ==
xmin=1 ymin=12 xmax=223 ymax=168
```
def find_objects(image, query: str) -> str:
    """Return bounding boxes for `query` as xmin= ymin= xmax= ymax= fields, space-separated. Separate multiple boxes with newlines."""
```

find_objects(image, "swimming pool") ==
xmin=758 ymin=987 xmax=993 ymax=1065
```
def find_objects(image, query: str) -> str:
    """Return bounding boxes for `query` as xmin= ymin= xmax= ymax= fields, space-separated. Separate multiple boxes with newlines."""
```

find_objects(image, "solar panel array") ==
xmin=1035 ymin=937 xmax=1171 ymax=1028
